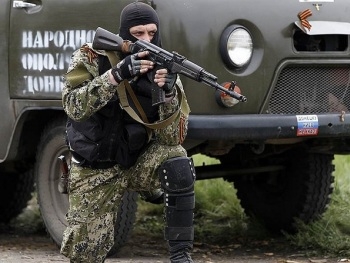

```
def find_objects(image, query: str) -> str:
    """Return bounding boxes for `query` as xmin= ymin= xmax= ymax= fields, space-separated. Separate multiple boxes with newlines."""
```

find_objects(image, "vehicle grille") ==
xmin=268 ymin=65 xmax=350 ymax=114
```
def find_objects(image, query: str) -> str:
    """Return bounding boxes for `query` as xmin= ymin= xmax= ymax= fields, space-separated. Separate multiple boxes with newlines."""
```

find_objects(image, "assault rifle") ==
xmin=92 ymin=27 xmax=247 ymax=105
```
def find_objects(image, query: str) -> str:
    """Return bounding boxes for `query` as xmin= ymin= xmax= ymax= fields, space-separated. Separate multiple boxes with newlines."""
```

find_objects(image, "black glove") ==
xmin=149 ymin=65 xmax=177 ymax=93
xmin=111 ymin=53 xmax=142 ymax=83
xmin=162 ymin=72 xmax=177 ymax=93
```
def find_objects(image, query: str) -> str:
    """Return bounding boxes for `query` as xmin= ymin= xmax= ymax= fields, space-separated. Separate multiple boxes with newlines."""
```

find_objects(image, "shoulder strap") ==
xmin=105 ymin=51 xmax=119 ymax=67
xmin=117 ymin=80 xmax=184 ymax=130
xmin=99 ymin=51 xmax=184 ymax=130
xmin=103 ymin=51 xmax=152 ymax=126
xmin=124 ymin=81 xmax=150 ymax=123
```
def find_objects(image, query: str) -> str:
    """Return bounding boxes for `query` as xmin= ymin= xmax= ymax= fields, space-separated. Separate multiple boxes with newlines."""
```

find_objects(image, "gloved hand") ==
xmin=110 ymin=51 xmax=154 ymax=83
xmin=154 ymin=68 xmax=177 ymax=93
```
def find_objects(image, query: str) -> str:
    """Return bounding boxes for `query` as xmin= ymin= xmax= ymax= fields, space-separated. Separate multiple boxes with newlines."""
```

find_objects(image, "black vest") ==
xmin=66 ymin=54 xmax=159 ymax=169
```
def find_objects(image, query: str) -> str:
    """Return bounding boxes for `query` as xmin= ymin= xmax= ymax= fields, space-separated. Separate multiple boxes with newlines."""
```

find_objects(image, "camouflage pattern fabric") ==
xmin=60 ymin=44 xmax=191 ymax=262
xmin=60 ymin=142 xmax=186 ymax=262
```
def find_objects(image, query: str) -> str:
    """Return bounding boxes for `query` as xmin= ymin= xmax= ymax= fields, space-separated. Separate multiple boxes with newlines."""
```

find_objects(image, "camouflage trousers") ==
xmin=60 ymin=141 xmax=187 ymax=263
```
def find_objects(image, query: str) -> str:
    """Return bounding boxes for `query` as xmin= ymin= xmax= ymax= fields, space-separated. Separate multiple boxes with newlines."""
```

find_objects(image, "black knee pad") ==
xmin=159 ymin=156 xmax=196 ymax=193
xmin=158 ymin=157 xmax=196 ymax=241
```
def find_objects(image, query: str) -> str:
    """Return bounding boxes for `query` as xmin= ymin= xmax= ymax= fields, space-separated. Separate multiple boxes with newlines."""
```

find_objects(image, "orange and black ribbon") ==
xmin=298 ymin=9 xmax=312 ymax=31
xmin=80 ymin=44 xmax=98 ymax=64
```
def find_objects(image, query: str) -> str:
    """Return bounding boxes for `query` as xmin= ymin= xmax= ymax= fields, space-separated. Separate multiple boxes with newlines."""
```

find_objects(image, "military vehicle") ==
xmin=2 ymin=0 xmax=350 ymax=252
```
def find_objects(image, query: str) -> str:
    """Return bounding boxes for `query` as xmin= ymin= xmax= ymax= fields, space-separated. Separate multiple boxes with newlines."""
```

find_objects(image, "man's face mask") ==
xmin=119 ymin=2 xmax=161 ymax=47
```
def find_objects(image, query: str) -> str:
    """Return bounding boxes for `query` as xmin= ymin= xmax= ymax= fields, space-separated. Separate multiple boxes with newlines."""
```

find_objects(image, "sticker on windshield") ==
xmin=296 ymin=115 xmax=319 ymax=136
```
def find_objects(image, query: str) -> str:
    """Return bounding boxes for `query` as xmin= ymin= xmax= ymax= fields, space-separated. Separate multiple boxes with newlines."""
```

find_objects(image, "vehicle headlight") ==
xmin=220 ymin=25 xmax=253 ymax=68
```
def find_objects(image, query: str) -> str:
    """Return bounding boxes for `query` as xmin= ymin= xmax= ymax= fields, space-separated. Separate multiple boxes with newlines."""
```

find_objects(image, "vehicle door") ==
xmin=9 ymin=0 xmax=130 ymax=99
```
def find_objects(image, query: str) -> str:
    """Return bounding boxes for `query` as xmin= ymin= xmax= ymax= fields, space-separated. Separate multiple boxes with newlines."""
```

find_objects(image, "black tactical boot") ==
xmin=158 ymin=157 xmax=196 ymax=263
xmin=169 ymin=242 xmax=194 ymax=263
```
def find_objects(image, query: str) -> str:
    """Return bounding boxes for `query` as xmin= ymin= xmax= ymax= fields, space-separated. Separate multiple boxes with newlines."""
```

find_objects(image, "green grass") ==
xmin=134 ymin=154 xmax=350 ymax=256
xmin=285 ymin=155 xmax=350 ymax=256
xmin=135 ymin=154 xmax=258 ymax=243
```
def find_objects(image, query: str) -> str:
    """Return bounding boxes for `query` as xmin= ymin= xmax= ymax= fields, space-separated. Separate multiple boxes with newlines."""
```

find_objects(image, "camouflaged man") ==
xmin=60 ymin=2 xmax=196 ymax=263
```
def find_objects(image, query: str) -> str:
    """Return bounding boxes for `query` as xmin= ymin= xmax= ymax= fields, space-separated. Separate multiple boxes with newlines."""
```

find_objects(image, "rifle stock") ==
xmin=92 ymin=27 xmax=126 ymax=52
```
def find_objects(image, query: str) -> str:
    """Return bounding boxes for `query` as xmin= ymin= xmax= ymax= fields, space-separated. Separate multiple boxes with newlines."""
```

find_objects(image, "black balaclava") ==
xmin=119 ymin=2 xmax=161 ymax=120
xmin=119 ymin=2 xmax=161 ymax=47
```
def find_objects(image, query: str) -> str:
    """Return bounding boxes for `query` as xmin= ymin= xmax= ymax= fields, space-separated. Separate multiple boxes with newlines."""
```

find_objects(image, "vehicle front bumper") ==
xmin=187 ymin=113 xmax=350 ymax=140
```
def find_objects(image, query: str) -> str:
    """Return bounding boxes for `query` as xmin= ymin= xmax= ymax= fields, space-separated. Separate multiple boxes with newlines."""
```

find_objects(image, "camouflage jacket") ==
xmin=62 ymin=43 xmax=190 ymax=146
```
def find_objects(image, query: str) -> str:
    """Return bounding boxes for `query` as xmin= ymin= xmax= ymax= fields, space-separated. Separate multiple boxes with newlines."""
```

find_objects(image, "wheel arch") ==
xmin=5 ymin=108 xmax=66 ymax=165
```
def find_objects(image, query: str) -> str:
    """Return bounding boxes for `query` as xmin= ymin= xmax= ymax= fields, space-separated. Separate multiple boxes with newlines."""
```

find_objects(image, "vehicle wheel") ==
xmin=35 ymin=117 xmax=138 ymax=254
xmin=0 ymin=169 xmax=34 ymax=223
xmin=231 ymin=147 xmax=334 ymax=233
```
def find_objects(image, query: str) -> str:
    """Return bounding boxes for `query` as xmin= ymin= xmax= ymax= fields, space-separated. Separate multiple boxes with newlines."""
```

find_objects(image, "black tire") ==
xmin=35 ymin=117 xmax=138 ymax=254
xmin=232 ymin=147 xmax=334 ymax=233
xmin=108 ymin=190 xmax=138 ymax=256
xmin=0 ymin=169 xmax=34 ymax=223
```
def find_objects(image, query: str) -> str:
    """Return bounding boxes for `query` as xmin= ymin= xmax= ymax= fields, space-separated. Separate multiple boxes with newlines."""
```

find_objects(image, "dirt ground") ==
xmin=0 ymin=198 xmax=347 ymax=263
xmin=0 ymin=225 xmax=346 ymax=263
